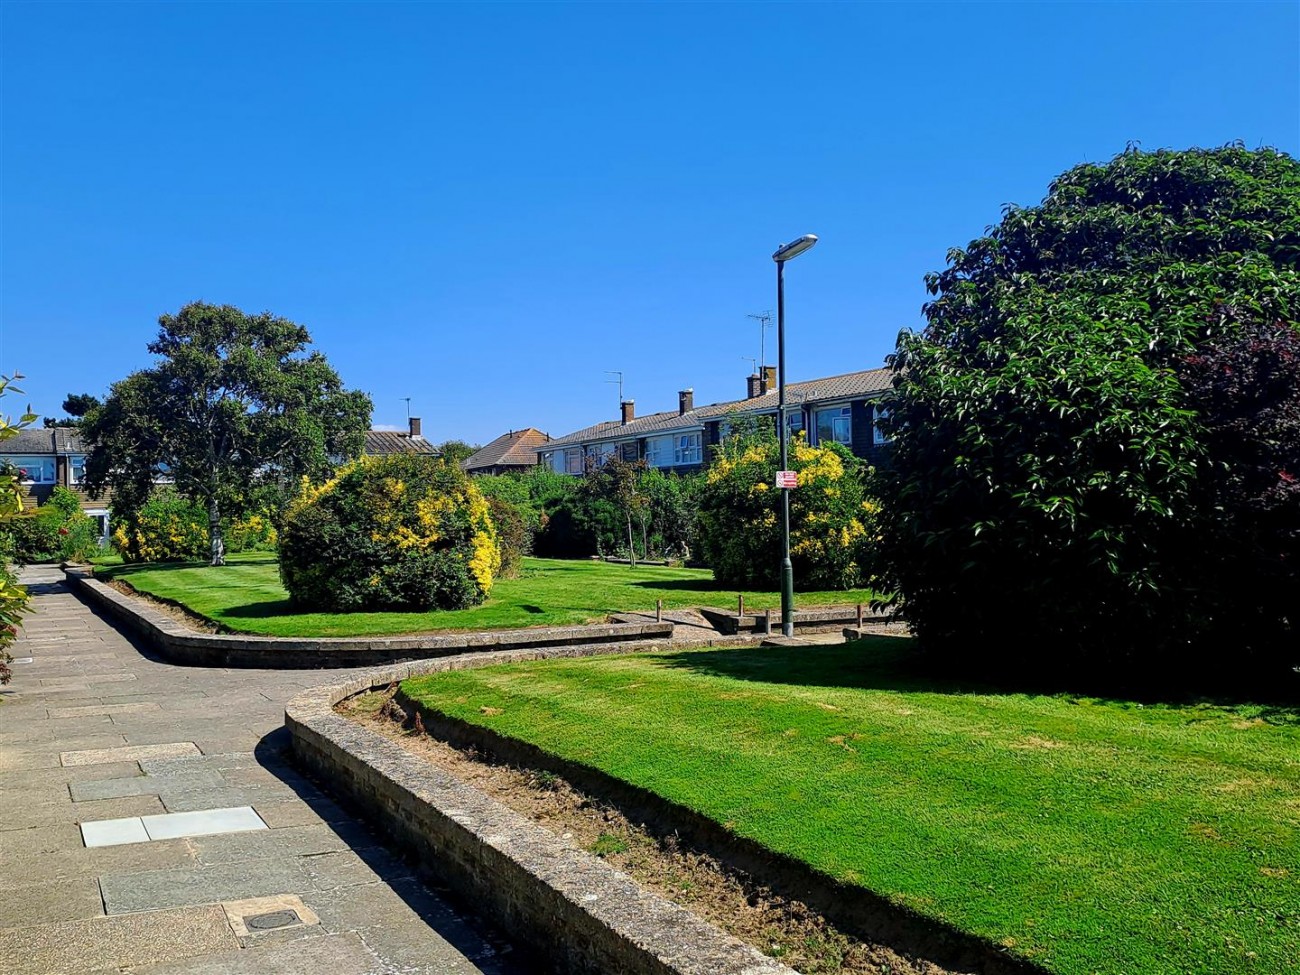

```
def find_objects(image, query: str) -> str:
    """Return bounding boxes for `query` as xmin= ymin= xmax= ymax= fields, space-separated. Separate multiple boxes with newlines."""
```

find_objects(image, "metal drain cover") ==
xmin=244 ymin=909 xmax=300 ymax=931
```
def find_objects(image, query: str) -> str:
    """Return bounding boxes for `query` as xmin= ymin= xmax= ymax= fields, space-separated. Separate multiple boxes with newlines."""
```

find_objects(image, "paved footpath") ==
xmin=0 ymin=566 xmax=531 ymax=975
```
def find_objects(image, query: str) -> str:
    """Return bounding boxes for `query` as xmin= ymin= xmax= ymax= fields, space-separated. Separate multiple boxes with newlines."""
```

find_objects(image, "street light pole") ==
xmin=771 ymin=233 xmax=817 ymax=639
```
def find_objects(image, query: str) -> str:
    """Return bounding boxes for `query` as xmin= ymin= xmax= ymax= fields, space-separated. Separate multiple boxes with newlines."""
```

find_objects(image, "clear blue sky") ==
xmin=2 ymin=1 xmax=1297 ymax=444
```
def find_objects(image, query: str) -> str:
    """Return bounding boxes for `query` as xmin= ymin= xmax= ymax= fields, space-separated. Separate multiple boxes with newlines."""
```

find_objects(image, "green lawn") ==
xmin=401 ymin=639 xmax=1300 ymax=975
xmin=94 ymin=553 xmax=875 ymax=637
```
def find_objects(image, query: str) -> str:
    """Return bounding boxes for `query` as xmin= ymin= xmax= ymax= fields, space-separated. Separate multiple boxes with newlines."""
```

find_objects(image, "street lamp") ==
xmin=772 ymin=233 xmax=817 ymax=638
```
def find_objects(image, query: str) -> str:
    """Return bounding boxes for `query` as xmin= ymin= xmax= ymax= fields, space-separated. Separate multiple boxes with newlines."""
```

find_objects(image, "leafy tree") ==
xmin=697 ymin=423 xmax=878 ymax=590
xmin=581 ymin=456 xmax=649 ymax=565
xmin=879 ymin=145 xmax=1300 ymax=688
xmin=435 ymin=439 xmax=477 ymax=466
xmin=43 ymin=392 xmax=101 ymax=428
xmin=82 ymin=302 xmax=371 ymax=565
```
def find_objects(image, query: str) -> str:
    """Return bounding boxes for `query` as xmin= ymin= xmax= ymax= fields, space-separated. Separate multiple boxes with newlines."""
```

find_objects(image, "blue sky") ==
xmin=2 ymin=1 xmax=1297 ymax=444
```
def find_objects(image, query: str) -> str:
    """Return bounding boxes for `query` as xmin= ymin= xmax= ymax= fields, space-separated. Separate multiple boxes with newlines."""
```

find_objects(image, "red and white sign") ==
xmin=775 ymin=470 xmax=798 ymax=489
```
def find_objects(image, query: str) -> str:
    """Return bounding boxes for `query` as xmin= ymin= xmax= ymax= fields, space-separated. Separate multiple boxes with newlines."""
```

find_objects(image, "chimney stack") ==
xmin=678 ymin=389 xmax=694 ymax=415
xmin=620 ymin=400 xmax=635 ymax=424
xmin=747 ymin=374 xmax=763 ymax=399
xmin=762 ymin=365 xmax=777 ymax=395
xmin=409 ymin=417 xmax=422 ymax=438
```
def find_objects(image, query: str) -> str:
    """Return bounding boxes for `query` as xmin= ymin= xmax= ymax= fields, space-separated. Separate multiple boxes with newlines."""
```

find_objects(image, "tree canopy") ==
xmin=83 ymin=303 xmax=372 ymax=564
xmin=879 ymin=145 xmax=1300 ymax=689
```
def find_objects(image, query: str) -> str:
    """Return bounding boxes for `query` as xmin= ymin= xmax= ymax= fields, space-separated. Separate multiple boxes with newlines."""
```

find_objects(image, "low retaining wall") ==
xmin=698 ymin=604 xmax=894 ymax=636
xmin=285 ymin=650 xmax=796 ymax=975
xmin=64 ymin=569 xmax=674 ymax=669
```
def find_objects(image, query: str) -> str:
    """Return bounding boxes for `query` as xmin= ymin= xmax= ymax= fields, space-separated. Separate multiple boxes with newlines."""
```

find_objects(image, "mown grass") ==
xmin=94 ymin=553 xmax=874 ymax=637
xmin=400 ymin=638 xmax=1300 ymax=975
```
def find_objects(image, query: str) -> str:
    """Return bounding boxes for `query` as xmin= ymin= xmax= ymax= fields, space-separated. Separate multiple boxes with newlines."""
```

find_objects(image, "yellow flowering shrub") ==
xmin=279 ymin=454 xmax=500 ymax=611
xmin=698 ymin=424 xmax=879 ymax=590
xmin=111 ymin=491 xmax=209 ymax=563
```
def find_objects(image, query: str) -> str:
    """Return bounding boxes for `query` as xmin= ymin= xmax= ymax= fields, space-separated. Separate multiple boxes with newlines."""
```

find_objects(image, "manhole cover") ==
xmin=244 ymin=909 xmax=300 ymax=931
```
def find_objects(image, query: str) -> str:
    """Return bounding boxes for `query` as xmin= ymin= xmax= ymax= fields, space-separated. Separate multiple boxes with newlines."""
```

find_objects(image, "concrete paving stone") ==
xmin=0 ymin=836 xmax=196 ymax=890
xmin=71 ymin=769 xmax=225 ymax=802
xmin=82 ymin=816 xmax=152 ymax=847
xmin=40 ymin=673 xmax=137 ymax=689
xmin=61 ymin=740 xmax=200 ymax=767
xmin=302 ymin=848 xmax=415 ymax=892
xmin=0 ymin=902 xmax=238 ymax=975
xmin=21 ymin=652 xmax=118 ymax=663
xmin=100 ymin=857 xmax=312 ymax=915
xmin=48 ymin=701 xmax=161 ymax=719
xmin=126 ymin=930 xmax=383 ymax=975
xmin=0 ymin=760 xmax=142 ymax=789
xmin=0 ymin=823 xmax=83 ymax=858
xmin=221 ymin=893 xmax=320 ymax=938
xmin=356 ymin=917 xmax=502 ymax=975
xmin=192 ymin=822 xmax=380 ymax=866
xmin=252 ymin=797 xmax=353 ymax=829
xmin=0 ymin=876 xmax=104 ymax=927
xmin=0 ymin=794 xmax=160 ymax=831
xmin=142 ymin=806 xmax=268 ymax=841
xmin=160 ymin=782 xmax=303 ymax=813
xmin=138 ymin=752 xmax=265 ymax=776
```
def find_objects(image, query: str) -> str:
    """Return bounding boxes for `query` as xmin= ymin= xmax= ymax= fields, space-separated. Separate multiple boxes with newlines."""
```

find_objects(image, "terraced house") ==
xmin=0 ymin=428 xmax=112 ymax=537
xmin=538 ymin=366 xmax=894 ymax=475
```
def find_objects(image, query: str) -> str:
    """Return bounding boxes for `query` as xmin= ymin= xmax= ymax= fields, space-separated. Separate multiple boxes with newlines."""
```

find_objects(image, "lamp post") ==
xmin=772 ymin=233 xmax=818 ymax=638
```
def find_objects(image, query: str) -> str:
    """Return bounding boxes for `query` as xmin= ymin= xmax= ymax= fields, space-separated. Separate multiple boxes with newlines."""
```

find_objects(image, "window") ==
xmin=10 ymin=456 xmax=55 ymax=484
xmin=674 ymin=432 xmax=702 ymax=465
xmin=619 ymin=441 xmax=639 ymax=462
xmin=645 ymin=435 xmax=672 ymax=468
xmin=563 ymin=448 xmax=583 ymax=474
xmin=70 ymin=455 xmax=87 ymax=484
xmin=586 ymin=443 xmax=615 ymax=468
xmin=784 ymin=410 xmax=804 ymax=439
xmin=873 ymin=406 xmax=893 ymax=445
xmin=814 ymin=406 xmax=851 ymax=446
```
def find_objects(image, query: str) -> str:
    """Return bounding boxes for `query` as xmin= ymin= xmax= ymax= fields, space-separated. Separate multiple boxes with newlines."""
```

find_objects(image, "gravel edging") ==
xmin=63 ymin=568 xmax=674 ymax=668
xmin=284 ymin=644 xmax=799 ymax=975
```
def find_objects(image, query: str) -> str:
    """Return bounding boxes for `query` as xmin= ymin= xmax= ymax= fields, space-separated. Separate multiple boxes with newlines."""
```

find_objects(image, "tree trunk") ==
xmin=208 ymin=497 xmax=225 ymax=566
xmin=626 ymin=513 xmax=636 ymax=568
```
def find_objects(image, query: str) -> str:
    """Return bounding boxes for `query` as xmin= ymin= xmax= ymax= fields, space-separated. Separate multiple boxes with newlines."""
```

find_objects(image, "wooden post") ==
xmin=738 ymin=594 xmax=745 ymax=618
xmin=763 ymin=609 xmax=772 ymax=636
xmin=656 ymin=599 xmax=663 ymax=623
xmin=857 ymin=603 xmax=864 ymax=629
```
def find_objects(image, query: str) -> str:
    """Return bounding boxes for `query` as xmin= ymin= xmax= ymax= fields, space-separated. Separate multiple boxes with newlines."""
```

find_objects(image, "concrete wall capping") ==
xmin=63 ymin=568 xmax=674 ymax=669
xmin=285 ymin=650 xmax=798 ymax=975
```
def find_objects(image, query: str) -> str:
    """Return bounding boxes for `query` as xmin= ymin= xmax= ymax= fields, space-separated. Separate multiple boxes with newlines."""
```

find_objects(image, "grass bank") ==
xmin=94 ymin=553 xmax=875 ymax=637
xmin=400 ymin=638 xmax=1300 ymax=975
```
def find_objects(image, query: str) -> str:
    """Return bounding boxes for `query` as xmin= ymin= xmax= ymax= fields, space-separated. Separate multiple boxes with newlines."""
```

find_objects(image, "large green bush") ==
xmin=280 ymin=454 xmax=500 ymax=611
xmin=112 ymin=491 xmax=209 ymax=563
xmin=879 ymin=145 xmax=1300 ymax=688
xmin=2 ymin=487 xmax=102 ymax=564
xmin=696 ymin=425 xmax=878 ymax=590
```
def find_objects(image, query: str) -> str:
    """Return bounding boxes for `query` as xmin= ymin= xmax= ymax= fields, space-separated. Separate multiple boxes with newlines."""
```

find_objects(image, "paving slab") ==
xmin=62 ymin=740 xmax=201 ymax=767
xmin=143 ymin=806 xmax=268 ymax=841
xmin=48 ymin=701 xmax=161 ymax=719
xmin=82 ymin=816 xmax=152 ymax=847
xmin=128 ymin=930 xmax=380 ymax=975
xmin=71 ymin=769 xmax=225 ymax=802
xmin=100 ymin=858 xmax=311 ymax=915
xmin=0 ymin=903 xmax=238 ymax=975
xmin=0 ymin=876 xmax=104 ymax=926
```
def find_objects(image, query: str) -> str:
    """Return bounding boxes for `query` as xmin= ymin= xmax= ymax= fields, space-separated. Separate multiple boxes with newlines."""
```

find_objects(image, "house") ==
xmin=0 ymin=428 xmax=112 ymax=538
xmin=537 ymin=366 xmax=894 ymax=475
xmin=362 ymin=417 xmax=439 ymax=457
xmin=463 ymin=428 xmax=551 ymax=476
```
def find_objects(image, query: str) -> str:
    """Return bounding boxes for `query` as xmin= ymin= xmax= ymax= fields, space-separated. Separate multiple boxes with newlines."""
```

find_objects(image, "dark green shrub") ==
xmin=880 ymin=145 xmax=1300 ymax=689
xmin=3 ymin=507 xmax=64 ymax=563
xmin=486 ymin=496 xmax=533 ymax=579
xmin=279 ymin=454 xmax=500 ymax=611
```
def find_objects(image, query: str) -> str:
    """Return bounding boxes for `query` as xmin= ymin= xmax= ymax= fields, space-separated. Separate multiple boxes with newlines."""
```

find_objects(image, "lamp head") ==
xmin=772 ymin=234 xmax=818 ymax=263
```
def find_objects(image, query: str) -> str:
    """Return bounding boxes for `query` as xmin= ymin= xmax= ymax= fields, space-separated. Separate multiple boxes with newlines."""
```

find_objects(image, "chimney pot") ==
xmin=409 ymin=417 xmax=422 ymax=438
xmin=620 ymin=400 xmax=635 ymax=424
xmin=678 ymin=389 xmax=694 ymax=415
xmin=747 ymin=374 xmax=762 ymax=399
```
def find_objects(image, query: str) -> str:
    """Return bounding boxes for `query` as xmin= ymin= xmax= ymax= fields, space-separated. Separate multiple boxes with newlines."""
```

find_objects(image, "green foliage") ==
xmin=0 ymin=374 xmax=37 ymax=684
xmin=279 ymin=453 xmax=500 ymax=612
xmin=82 ymin=302 xmax=372 ymax=565
xmin=880 ymin=145 xmax=1300 ymax=688
xmin=434 ymin=439 xmax=477 ymax=466
xmin=696 ymin=425 xmax=879 ymax=590
xmin=111 ymin=490 xmax=209 ymax=563
xmin=0 ymin=488 xmax=101 ymax=565
xmin=485 ymin=496 xmax=532 ymax=579
xmin=43 ymin=392 xmax=101 ymax=427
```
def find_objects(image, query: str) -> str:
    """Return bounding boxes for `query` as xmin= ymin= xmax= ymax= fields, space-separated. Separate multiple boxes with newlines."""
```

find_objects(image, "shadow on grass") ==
xmin=655 ymin=637 xmax=1300 ymax=722
xmin=220 ymin=599 xmax=300 ymax=620
xmin=627 ymin=578 xmax=730 ymax=593
xmin=97 ymin=555 xmax=279 ymax=580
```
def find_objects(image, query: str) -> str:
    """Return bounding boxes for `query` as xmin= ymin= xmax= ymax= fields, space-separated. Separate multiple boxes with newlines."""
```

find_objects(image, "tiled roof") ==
xmin=363 ymin=430 xmax=439 ymax=456
xmin=463 ymin=428 xmax=551 ymax=472
xmin=541 ymin=367 xmax=893 ymax=450
xmin=0 ymin=428 xmax=90 ymax=455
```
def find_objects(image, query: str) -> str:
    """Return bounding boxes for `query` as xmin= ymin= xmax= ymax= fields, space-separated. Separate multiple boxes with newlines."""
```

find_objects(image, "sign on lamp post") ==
xmin=775 ymin=470 xmax=798 ymax=489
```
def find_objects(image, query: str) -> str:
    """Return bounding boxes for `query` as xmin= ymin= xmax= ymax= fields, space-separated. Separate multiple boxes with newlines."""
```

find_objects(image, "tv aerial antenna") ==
xmin=401 ymin=397 xmax=411 ymax=421
xmin=604 ymin=371 xmax=624 ymax=411
xmin=747 ymin=311 xmax=774 ymax=370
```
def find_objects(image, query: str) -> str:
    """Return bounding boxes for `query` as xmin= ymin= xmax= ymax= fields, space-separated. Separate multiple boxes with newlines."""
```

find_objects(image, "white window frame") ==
xmin=645 ymin=435 xmax=673 ymax=468
xmin=70 ymin=455 xmax=87 ymax=484
xmin=9 ymin=456 xmax=56 ymax=484
xmin=873 ymin=405 xmax=893 ymax=445
xmin=563 ymin=448 xmax=583 ymax=474
xmin=674 ymin=432 xmax=702 ymax=466
xmin=814 ymin=405 xmax=852 ymax=446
